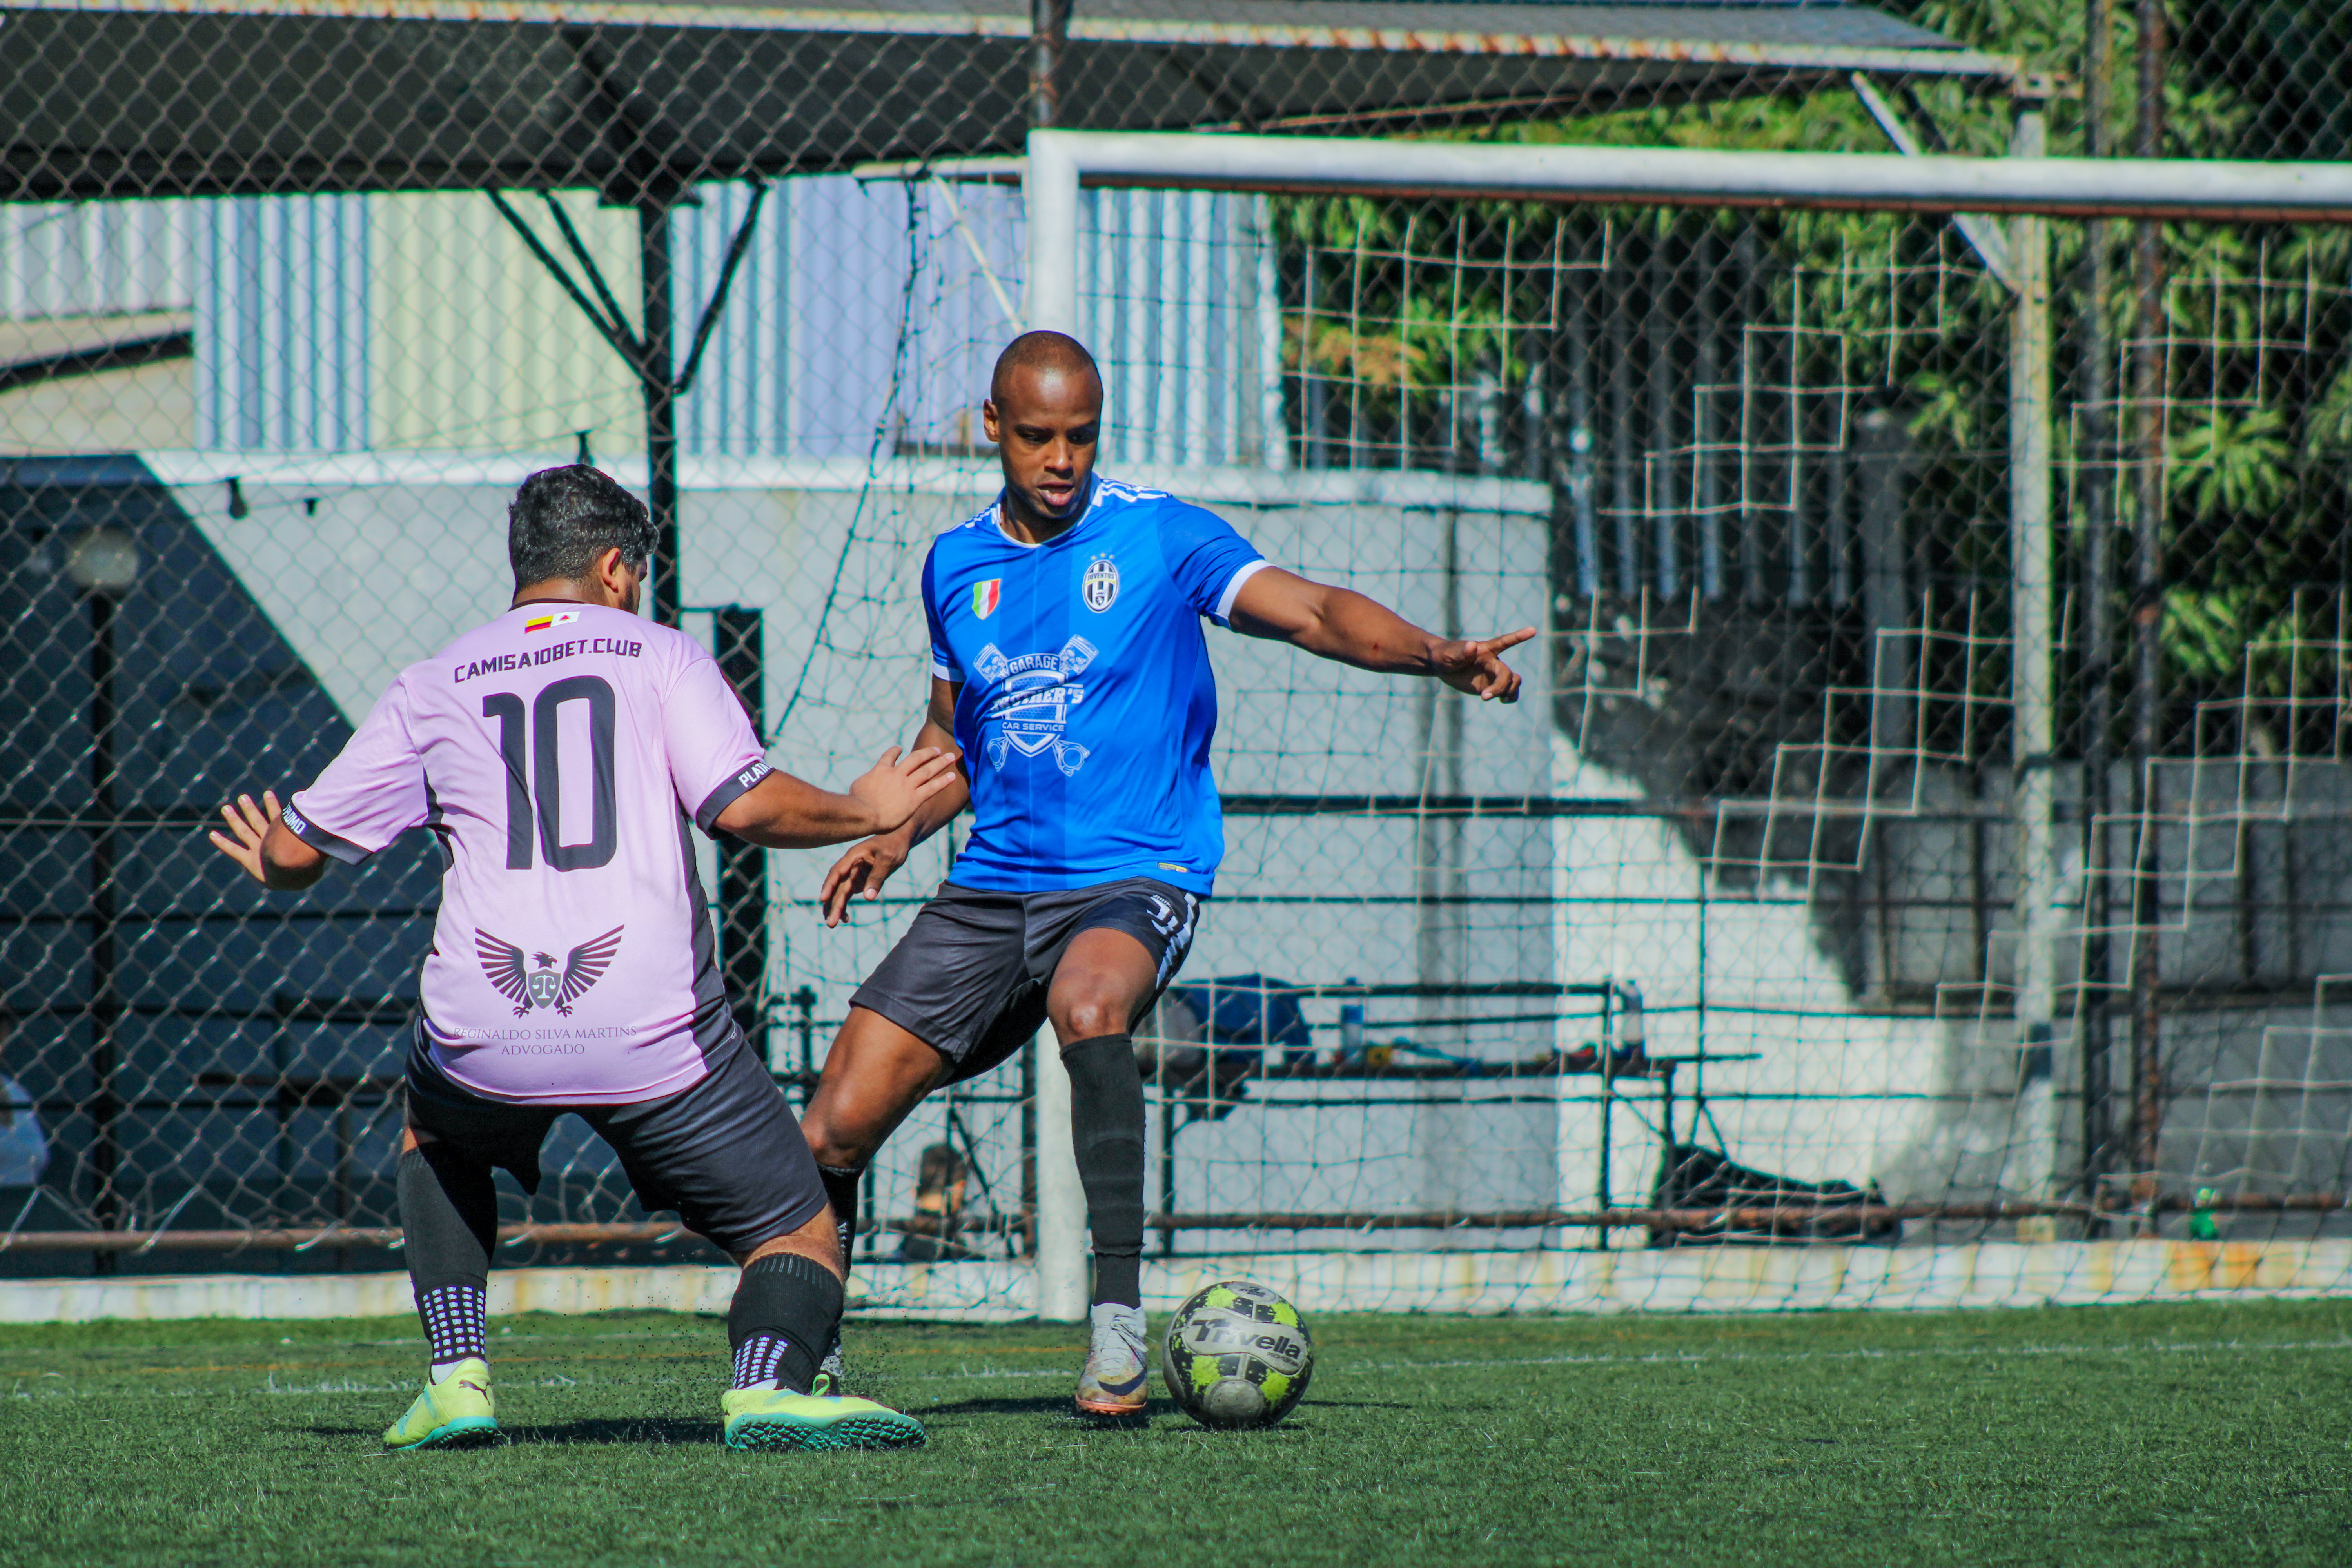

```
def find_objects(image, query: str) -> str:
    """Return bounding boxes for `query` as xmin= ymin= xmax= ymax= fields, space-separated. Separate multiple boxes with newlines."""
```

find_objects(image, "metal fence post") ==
xmin=2127 ymin=0 xmax=2171 ymax=1222
xmin=639 ymin=198 xmax=681 ymax=629
xmin=2075 ymin=0 xmax=2121 ymax=1227
xmin=84 ymin=584 xmax=120 ymax=1272
xmin=713 ymin=606 xmax=768 ymax=1060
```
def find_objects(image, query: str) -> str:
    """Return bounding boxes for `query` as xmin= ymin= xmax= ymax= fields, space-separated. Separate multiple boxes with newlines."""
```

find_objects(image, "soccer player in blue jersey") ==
xmin=800 ymin=331 xmax=1534 ymax=1416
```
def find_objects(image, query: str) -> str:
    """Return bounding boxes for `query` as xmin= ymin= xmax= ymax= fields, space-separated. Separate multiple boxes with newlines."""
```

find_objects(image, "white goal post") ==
xmin=1004 ymin=129 xmax=2352 ymax=1323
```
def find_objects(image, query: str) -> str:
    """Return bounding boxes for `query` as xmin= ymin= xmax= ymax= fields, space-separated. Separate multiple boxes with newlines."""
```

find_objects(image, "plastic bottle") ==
xmin=2189 ymin=1187 xmax=2220 ymax=1241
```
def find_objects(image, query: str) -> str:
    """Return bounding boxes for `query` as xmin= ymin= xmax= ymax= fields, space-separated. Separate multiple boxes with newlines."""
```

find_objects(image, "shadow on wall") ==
xmin=0 ymin=457 xmax=445 ymax=1268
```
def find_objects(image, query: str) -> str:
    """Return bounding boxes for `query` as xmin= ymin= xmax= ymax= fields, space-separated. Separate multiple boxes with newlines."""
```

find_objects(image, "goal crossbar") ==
xmin=1019 ymin=129 xmax=2352 ymax=227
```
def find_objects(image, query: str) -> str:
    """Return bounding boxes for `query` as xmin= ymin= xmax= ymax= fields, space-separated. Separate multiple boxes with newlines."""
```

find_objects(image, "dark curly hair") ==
xmin=506 ymin=465 xmax=656 ymax=589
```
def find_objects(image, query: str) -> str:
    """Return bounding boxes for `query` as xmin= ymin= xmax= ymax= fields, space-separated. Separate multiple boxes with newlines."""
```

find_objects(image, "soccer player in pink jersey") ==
xmin=209 ymin=465 xmax=956 ymax=1453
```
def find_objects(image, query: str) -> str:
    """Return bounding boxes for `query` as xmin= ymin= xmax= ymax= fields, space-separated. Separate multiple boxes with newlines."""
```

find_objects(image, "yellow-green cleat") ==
xmin=720 ymin=1387 xmax=926 ymax=1452
xmin=383 ymin=1358 xmax=498 ymax=1452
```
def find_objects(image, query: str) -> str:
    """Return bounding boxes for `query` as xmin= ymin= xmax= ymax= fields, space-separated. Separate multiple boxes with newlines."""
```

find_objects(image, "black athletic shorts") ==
xmin=849 ymin=877 xmax=1201 ymax=1085
xmin=403 ymin=1029 xmax=827 ymax=1258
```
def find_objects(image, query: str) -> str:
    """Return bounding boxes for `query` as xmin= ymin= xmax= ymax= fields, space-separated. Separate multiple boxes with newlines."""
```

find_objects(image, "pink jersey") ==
xmin=283 ymin=603 xmax=773 ymax=1105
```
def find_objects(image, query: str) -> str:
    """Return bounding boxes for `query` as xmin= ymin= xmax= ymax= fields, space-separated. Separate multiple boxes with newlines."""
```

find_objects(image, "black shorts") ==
xmin=404 ymin=1031 xmax=827 ymax=1258
xmin=849 ymin=877 xmax=1201 ymax=1085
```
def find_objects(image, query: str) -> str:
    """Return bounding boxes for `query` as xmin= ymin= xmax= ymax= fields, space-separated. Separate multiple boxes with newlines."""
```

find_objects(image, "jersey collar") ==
xmin=991 ymin=473 xmax=1101 ymax=549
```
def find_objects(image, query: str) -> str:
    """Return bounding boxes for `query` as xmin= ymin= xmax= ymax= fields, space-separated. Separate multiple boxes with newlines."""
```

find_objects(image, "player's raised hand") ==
xmin=1432 ymin=626 xmax=1538 ymax=702
xmin=849 ymin=745 xmax=962 ymax=837
xmin=208 ymin=791 xmax=282 ymax=886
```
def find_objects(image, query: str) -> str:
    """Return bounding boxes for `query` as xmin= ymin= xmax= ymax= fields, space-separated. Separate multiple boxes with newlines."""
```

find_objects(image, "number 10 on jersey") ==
xmin=481 ymin=677 xmax=617 ymax=871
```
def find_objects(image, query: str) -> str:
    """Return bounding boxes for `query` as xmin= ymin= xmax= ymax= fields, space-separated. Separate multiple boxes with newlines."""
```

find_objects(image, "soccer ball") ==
xmin=1159 ymin=1279 xmax=1314 ymax=1429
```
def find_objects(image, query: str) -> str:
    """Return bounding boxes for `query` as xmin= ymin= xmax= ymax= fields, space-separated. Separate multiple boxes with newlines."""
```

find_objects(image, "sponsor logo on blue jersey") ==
xmin=976 ymin=637 xmax=1096 ymax=776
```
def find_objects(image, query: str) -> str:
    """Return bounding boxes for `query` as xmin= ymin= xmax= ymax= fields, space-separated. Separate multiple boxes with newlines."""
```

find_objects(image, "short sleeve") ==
xmin=284 ymin=677 xmax=429 ymax=864
xmin=663 ymin=645 xmax=774 ymax=835
xmin=1159 ymin=501 xmax=1268 ymax=627
xmin=922 ymin=546 xmax=963 ymax=682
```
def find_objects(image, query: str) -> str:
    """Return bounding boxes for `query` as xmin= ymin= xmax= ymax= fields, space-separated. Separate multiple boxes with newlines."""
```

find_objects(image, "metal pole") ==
xmin=1648 ymin=236 xmax=1680 ymax=601
xmin=639 ymin=200 xmax=681 ymax=629
xmin=2127 ymin=0 xmax=2169 ymax=1219
xmin=1030 ymin=0 xmax=1071 ymax=131
xmin=1606 ymin=253 xmax=1637 ymax=598
xmin=86 ymin=589 xmax=119 ymax=1275
xmin=1413 ymin=510 xmax=1466 ymax=1239
xmin=791 ymin=985 xmax=816 ymax=1083
xmin=1158 ymin=1094 xmax=1177 ymax=1258
xmin=2005 ymin=98 xmax=2063 ymax=1220
xmin=713 ymin=607 xmax=768 ymax=1061
xmin=2076 ymin=0 xmax=2119 ymax=1223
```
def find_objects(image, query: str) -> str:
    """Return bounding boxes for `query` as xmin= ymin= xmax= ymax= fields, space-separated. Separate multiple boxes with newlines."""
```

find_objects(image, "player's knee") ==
xmin=799 ymin=1120 xmax=857 ymax=1169
xmin=1053 ymin=991 xmax=1131 ymax=1044
xmin=799 ymin=1107 xmax=880 ymax=1170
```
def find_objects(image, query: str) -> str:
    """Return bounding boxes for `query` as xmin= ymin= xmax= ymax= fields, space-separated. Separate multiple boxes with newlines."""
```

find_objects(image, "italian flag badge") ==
xmin=972 ymin=579 xmax=1002 ymax=619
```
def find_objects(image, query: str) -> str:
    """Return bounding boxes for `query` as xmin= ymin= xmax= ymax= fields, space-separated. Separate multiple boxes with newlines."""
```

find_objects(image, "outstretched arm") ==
xmin=817 ymin=678 xmax=969 ymax=926
xmin=1226 ymin=566 xmax=1537 ymax=702
xmin=716 ymin=743 xmax=962 ymax=850
xmin=210 ymin=791 xmax=329 ymax=891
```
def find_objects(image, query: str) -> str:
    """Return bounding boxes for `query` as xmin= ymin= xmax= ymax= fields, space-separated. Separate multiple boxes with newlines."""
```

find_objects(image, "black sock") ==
xmin=728 ymin=1252 xmax=844 ymax=1394
xmin=398 ymin=1143 xmax=498 ymax=1370
xmin=817 ymin=1164 xmax=862 ymax=1269
xmin=1062 ymin=1033 xmax=1145 ymax=1309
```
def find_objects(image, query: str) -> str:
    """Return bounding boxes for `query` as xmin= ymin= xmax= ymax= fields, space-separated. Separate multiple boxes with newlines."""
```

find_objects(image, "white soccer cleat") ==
xmin=1074 ymin=1303 xmax=1149 ymax=1417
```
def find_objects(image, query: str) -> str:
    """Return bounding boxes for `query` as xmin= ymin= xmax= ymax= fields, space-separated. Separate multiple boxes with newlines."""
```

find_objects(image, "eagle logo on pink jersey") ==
xmin=476 ymin=927 xmax=623 ymax=1017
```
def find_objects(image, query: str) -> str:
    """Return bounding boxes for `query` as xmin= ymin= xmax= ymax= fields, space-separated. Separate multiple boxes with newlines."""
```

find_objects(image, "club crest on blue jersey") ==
xmin=1082 ymin=554 xmax=1120 ymax=612
xmin=975 ymin=637 xmax=1096 ymax=776
xmin=973 ymin=579 xmax=1002 ymax=619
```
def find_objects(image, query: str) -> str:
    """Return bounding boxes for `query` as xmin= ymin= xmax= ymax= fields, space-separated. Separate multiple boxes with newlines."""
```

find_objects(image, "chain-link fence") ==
xmin=2 ymin=0 xmax=2348 ymax=1312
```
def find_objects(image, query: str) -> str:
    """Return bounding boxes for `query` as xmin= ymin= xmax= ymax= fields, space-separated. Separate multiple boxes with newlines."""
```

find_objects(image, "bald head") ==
xmin=990 ymin=330 xmax=1101 ymax=406
xmin=983 ymin=330 xmax=1102 ymax=538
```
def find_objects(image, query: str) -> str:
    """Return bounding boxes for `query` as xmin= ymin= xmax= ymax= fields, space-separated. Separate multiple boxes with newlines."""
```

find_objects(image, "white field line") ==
xmin=259 ymin=1370 xmax=582 ymax=1395
xmin=889 ymin=1336 xmax=2352 ymax=1384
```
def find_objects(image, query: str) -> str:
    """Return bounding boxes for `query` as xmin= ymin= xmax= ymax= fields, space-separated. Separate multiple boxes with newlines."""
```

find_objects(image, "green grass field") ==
xmin=4 ymin=1299 xmax=2349 ymax=1566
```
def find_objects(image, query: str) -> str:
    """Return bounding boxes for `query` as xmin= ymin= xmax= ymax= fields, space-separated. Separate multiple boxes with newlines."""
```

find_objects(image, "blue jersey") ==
xmin=922 ymin=474 xmax=1268 ymax=895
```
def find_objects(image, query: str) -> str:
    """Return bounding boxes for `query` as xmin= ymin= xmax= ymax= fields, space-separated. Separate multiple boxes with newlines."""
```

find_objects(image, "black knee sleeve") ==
xmin=729 ymin=1252 xmax=845 ymax=1395
xmin=397 ymin=1143 xmax=497 ymax=1296
xmin=1062 ymin=1033 xmax=1145 ymax=1307
xmin=817 ymin=1163 xmax=863 ymax=1268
